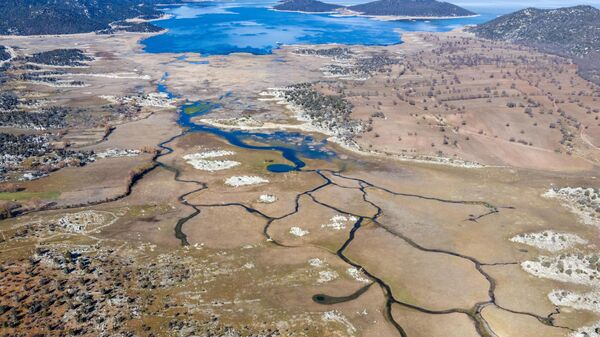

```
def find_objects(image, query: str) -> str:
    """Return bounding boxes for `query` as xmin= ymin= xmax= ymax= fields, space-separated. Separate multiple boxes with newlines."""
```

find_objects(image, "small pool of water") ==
xmin=266 ymin=163 xmax=296 ymax=173
xmin=312 ymin=283 xmax=373 ymax=304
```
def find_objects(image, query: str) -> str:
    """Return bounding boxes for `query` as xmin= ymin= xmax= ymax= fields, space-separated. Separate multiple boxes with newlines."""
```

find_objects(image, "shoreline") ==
xmin=195 ymin=117 xmax=484 ymax=169
xmin=269 ymin=8 xmax=341 ymax=15
xmin=269 ymin=6 xmax=480 ymax=21
xmin=125 ymin=13 xmax=174 ymax=23
xmin=0 ymin=13 xmax=173 ymax=39
xmin=334 ymin=12 xmax=480 ymax=21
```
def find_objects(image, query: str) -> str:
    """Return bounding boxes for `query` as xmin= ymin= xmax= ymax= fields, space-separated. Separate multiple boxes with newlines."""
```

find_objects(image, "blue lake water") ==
xmin=143 ymin=1 xmax=496 ymax=55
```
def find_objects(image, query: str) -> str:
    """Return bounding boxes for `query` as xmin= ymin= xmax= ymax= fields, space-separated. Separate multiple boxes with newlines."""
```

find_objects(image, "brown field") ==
xmin=1 ymin=25 xmax=599 ymax=337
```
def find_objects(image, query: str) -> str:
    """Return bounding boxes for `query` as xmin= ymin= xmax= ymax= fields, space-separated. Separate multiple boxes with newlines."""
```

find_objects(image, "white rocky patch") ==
xmin=259 ymin=88 xmax=362 ymax=148
xmin=96 ymin=148 xmax=141 ymax=159
xmin=1 ymin=153 xmax=23 ymax=167
xmin=184 ymin=150 xmax=240 ymax=172
xmin=510 ymin=230 xmax=587 ymax=252
xmin=521 ymin=253 xmax=600 ymax=287
xmin=225 ymin=176 xmax=269 ymax=187
xmin=57 ymin=211 xmax=116 ymax=233
xmin=308 ymin=258 xmax=324 ymax=267
xmin=100 ymin=92 xmax=176 ymax=108
xmin=202 ymin=116 xmax=265 ymax=128
xmin=321 ymin=214 xmax=358 ymax=230
xmin=549 ymin=289 xmax=600 ymax=313
xmin=258 ymin=194 xmax=277 ymax=203
xmin=544 ymin=187 xmax=600 ymax=227
xmin=347 ymin=267 xmax=370 ymax=283
xmin=57 ymin=72 xmax=151 ymax=80
xmin=317 ymin=270 xmax=339 ymax=283
xmin=26 ymin=62 xmax=90 ymax=69
xmin=20 ymin=171 xmax=48 ymax=181
xmin=321 ymin=310 xmax=357 ymax=337
xmin=185 ymin=158 xmax=240 ymax=171
xmin=289 ymin=226 xmax=309 ymax=237
xmin=28 ymin=80 xmax=89 ymax=88
xmin=185 ymin=150 xmax=236 ymax=159
xmin=308 ymin=257 xmax=339 ymax=283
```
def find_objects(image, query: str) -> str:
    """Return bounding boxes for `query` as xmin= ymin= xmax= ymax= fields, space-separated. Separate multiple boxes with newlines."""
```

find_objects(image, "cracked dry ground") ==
xmin=2 ymin=130 xmax=598 ymax=337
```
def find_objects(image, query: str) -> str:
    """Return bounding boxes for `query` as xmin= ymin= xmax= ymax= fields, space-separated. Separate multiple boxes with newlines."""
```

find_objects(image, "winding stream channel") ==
xmin=150 ymin=81 xmax=573 ymax=337
xmin=12 ymin=75 xmax=570 ymax=337
xmin=23 ymin=78 xmax=571 ymax=337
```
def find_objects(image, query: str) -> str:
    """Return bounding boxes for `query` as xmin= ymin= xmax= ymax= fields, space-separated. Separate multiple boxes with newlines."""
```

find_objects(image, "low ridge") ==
xmin=470 ymin=5 xmax=600 ymax=83
xmin=273 ymin=0 xmax=341 ymax=13
xmin=348 ymin=0 xmax=476 ymax=17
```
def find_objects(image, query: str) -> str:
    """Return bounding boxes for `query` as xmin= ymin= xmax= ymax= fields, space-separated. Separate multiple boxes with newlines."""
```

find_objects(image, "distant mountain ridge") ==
xmin=470 ymin=5 xmax=600 ymax=84
xmin=273 ymin=0 xmax=341 ymax=13
xmin=273 ymin=0 xmax=475 ymax=17
xmin=0 ymin=0 xmax=180 ymax=36
xmin=348 ymin=0 xmax=475 ymax=17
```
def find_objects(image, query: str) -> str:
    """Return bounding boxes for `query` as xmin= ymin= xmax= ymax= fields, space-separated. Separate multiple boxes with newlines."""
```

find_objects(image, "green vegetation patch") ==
xmin=0 ymin=191 xmax=60 ymax=201
xmin=183 ymin=101 xmax=218 ymax=115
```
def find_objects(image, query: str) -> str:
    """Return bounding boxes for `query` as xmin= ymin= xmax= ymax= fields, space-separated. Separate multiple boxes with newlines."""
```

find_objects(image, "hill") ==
xmin=470 ymin=5 xmax=600 ymax=57
xmin=0 ymin=0 xmax=177 ymax=35
xmin=348 ymin=0 xmax=475 ymax=17
xmin=273 ymin=0 xmax=341 ymax=12
xmin=470 ymin=5 xmax=600 ymax=84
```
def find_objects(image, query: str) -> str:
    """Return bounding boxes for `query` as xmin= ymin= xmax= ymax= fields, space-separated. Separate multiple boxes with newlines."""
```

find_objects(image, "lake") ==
xmin=143 ymin=1 xmax=497 ymax=55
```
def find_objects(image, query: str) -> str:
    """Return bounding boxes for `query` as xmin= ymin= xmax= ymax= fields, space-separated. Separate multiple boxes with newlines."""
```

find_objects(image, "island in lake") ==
xmin=274 ymin=0 xmax=477 ymax=18
xmin=273 ymin=0 xmax=342 ymax=13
